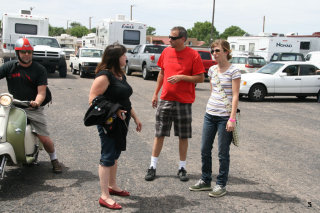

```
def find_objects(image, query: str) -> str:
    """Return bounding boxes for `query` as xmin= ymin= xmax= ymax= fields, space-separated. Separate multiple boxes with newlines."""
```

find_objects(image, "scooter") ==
xmin=0 ymin=93 xmax=42 ymax=179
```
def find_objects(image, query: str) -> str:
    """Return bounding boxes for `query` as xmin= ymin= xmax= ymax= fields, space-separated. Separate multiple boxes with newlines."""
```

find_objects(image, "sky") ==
xmin=1 ymin=0 xmax=319 ymax=36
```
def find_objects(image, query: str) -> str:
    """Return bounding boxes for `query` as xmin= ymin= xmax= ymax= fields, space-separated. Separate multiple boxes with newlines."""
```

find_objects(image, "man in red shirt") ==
xmin=145 ymin=26 xmax=205 ymax=181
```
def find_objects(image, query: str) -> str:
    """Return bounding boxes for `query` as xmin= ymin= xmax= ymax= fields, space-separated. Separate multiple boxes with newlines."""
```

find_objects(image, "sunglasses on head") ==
xmin=20 ymin=50 xmax=33 ymax=54
xmin=211 ymin=49 xmax=221 ymax=54
xmin=169 ymin=35 xmax=183 ymax=40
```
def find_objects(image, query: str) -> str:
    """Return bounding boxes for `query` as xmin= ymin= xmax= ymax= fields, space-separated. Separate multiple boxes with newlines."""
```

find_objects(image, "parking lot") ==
xmin=0 ymin=70 xmax=319 ymax=212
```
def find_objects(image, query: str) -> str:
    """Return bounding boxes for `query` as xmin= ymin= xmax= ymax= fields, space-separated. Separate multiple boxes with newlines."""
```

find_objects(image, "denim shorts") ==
xmin=97 ymin=125 xmax=121 ymax=167
xmin=155 ymin=100 xmax=192 ymax=138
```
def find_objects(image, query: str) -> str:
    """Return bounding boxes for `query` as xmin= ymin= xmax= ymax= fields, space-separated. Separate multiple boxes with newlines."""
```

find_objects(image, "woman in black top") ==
xmin=89 ymin=44 xmax=142 ymax=210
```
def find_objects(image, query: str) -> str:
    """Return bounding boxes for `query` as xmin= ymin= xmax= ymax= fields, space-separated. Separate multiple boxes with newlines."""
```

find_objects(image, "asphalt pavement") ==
xmin=0 ymin=70 xmax=319 ymax=213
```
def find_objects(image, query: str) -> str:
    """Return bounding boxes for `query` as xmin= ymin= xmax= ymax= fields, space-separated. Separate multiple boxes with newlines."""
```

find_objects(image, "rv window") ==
xmin=15 ymin=23 xmax=37 ymax=35
xmin=300 ymin=42 xmax=310 ymax=50
xmin=123 ymin=30 xmax=140 ymax=45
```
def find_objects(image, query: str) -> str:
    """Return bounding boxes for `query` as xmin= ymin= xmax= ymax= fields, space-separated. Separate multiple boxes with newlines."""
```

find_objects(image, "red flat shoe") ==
xmin=99 ymin=197 xmax=122 ymax=210
xmin=108 ymin=188 xmax=130 ymax=196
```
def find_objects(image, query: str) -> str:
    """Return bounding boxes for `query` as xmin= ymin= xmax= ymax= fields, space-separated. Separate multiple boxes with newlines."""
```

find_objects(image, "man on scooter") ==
xmin=0 ymin=38 xmax=62 ymax=173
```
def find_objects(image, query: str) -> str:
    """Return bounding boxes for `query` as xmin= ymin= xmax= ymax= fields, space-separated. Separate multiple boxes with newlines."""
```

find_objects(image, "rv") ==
xmin=0 ymin=10 xmax=49 ymax=62
xmin=96 ymin=15 xmax=147 ymax=50
xmin=228 ymin=33 xmax=320 ymax=61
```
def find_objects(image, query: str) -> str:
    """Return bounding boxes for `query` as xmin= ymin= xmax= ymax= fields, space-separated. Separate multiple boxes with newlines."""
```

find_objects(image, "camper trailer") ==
xmin=228 ymin=33 xmax=320 ymax=61
xmin=96 ymin=15 xmax=147 ymax=50
xmin=0 ymin=10 xmax=49 ymax=62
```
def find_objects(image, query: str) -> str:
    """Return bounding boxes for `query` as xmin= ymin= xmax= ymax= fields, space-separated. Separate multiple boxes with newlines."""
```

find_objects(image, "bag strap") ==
xmin=212 ymin=67 xmax=232 ymax=113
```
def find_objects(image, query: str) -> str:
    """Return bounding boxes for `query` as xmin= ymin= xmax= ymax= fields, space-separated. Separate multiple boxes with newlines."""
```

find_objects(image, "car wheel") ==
xmin=125 ymin=64 xmax=132 ymax=75
xmin=296 ymin=96 xmax=307 ymax=100
xmin=248 ymin=84 xmax=266 ymax=101
xmin=79 ymin=66 xmax=85 ymax=78
xmin=70 ymin=64 xmax=77 ymax=74
xmin=142 ymin=65 xmax=151 ymax=80
xmin=317 ymin=91 xmax=320 ymax=103
xmin=59 ymin=62 xmax=67 ymax=78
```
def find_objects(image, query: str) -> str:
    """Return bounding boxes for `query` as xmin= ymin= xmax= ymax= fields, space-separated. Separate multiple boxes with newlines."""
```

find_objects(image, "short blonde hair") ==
xmin=211 ymin=39 xmax=232 ymax=60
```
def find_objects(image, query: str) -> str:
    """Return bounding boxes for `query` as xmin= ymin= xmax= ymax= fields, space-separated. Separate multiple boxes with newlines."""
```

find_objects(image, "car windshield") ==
xmin=248 ymin=58 xmax=266 ymax=65
xmin=27 ymin=37 xmax=60 ymax=48
xmin=257 ymin=63 xmax=284 ymax=74
xmin=81 ymin=49 xmax=103 ymax=57
xmin=197 ymin=51 xmax=211 ymax=60
xmin=144 ymin=46 xmax=166 ymax=53
xmin=61 ymin=44 xmax=74 ymax=49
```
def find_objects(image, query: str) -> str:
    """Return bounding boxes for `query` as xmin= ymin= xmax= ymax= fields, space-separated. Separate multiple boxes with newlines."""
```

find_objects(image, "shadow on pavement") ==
xmin=124 ymin=195 xmax=200 ymax=213
xmin=228 ymin=191 xmax=301 ymax=203
xmin=0 ymin=161 xmax=98 ymax=201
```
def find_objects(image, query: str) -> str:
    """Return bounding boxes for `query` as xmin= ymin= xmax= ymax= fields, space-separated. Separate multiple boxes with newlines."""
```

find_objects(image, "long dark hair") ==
xmin=95 ymin=43 xmax=127 ymax=76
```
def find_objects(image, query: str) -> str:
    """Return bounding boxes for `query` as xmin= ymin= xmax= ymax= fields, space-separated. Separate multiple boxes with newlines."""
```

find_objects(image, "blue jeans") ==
xmin=97 ymin=125 xmax=121 ymax=167
xmin=201 ymin=113 xmax=232 ymax=187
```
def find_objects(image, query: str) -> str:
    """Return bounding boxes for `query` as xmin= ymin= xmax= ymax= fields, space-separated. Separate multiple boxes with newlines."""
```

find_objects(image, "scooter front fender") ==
xmin=0 ymin=142 xmax=17 ymax=164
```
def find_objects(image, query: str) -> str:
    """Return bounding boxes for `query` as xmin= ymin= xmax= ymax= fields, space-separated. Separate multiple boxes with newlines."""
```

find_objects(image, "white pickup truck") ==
xmin=69 ymin=48 xmax=103 ymax=78
xmin=126 ymin=44 xmax=167 ymax=80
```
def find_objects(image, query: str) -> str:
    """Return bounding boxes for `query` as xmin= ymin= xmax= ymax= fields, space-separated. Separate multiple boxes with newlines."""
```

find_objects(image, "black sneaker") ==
xmin=145 ymin=166 xmax=156 ymax=181
xmin=177 ymin=167 xmax=189 ymax=181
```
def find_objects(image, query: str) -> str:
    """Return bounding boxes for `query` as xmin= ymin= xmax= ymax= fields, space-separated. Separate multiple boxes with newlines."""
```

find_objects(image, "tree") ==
xmin=187 ymin=21 xmax=219 ymax=46
xmin=70 ymin=26 xmax=89 ymax=38
xmin=147 ymin=26 xmax=156 ymax=35
xmin=49 ymin=25 xmax=66 ymax=36
xmin=70 ymin=22 xmax=81 ymax=28
xmin=90 ymin=27 xmax=96 ymax=33
xmin=220 ymin=26 xmax=246 ymax=39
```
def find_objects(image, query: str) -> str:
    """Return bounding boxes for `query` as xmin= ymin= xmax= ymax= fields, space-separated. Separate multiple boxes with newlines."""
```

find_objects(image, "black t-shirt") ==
xmin=0 ymin=60 xmax=48 ymax=101
xmin=95 ymin=70 xmax=133 ymax=111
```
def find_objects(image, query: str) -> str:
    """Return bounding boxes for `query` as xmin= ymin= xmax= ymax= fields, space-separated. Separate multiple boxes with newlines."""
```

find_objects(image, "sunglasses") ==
xmin=169 ymin=35 xmax=183 ymax=40
xmin=211 ymin=49 xmax=221 ymax=54
xmin=20 ymin=50 xmax=33 ymax=54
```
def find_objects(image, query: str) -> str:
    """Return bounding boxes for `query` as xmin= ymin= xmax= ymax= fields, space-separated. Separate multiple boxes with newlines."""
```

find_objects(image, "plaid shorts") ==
xmin=155 ymin=100 xmax=192 ymax=138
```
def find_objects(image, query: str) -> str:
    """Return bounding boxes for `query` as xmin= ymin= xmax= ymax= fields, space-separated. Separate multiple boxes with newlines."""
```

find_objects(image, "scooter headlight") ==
xmin=0 ymin=94 xmax=13 ymax=107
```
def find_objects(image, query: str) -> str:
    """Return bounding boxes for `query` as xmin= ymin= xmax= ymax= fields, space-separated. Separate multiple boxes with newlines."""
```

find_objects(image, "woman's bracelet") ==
xmin=229 ymin=118 xmax=236 ymax=122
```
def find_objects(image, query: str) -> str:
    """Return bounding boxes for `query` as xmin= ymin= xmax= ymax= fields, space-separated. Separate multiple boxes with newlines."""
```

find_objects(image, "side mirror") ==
xmin=127 ymin=50 xmax=133 ymax=54
xmin=279 ymin=72 xmax=287 ymax=77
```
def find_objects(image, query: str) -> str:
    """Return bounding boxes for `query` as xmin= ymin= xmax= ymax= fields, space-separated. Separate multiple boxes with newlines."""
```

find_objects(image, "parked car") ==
xmin=305 ymin=51 xmax=320 ymax=64
xmin=126 ymin=44 xmax=167 ymax=80
xmin=229 ymin=54 xmax=266 ymax=73
xmin=239 ymin=61 xmax=320 ymax=101
xmin=191 ymin=47 xmax=217 ymax=76
xmin=269 ymin=52 xmax=305 ymax=62
xmin=69 ymin=48 xmax=103 ymax=78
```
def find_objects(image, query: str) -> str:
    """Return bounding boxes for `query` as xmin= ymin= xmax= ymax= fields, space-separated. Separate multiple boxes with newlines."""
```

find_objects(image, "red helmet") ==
xmin=14 ymin=38 xmax=34 ymax=51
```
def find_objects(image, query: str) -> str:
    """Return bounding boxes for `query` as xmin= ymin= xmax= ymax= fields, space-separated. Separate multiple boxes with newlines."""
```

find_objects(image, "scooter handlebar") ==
xmin=12 ymin=99 xmax=31 ymax=108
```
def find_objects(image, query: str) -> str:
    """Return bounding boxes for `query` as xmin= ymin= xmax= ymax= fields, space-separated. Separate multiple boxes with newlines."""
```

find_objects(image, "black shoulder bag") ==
xmin=9 ymin=62 xmax=52 ymax=106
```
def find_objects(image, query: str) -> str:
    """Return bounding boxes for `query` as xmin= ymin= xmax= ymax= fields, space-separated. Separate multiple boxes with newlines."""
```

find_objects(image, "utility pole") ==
xmin=89 ymin=16 xmax=93 ymax=30
xmin=67 ymin=20 xmax=71 ymax=30
xmin=210 ymin=0 xmax=216 ymax=43
xmin=262 ymin=16 xmax=265 ymax=33
xmin=130 ymin=5 xmax=135 ymax=20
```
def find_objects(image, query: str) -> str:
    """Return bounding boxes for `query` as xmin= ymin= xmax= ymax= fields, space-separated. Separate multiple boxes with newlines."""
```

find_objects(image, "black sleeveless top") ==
xmin=95 ymin=70 xmax=133 ymax=111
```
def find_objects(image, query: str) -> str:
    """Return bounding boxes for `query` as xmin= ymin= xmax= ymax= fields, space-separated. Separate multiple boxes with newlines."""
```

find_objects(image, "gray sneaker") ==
xmin=209 ymin=185 xmax=227 ymax=197
xmin=145 ymin=166 xmax=156 ymax=181
xmin=189 ymin=179 xmax=211 ymax=191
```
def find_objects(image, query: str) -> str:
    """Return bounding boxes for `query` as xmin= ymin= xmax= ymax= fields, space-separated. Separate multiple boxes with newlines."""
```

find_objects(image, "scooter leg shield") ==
xmin=6 ymin=108 xmax=27 ymax=163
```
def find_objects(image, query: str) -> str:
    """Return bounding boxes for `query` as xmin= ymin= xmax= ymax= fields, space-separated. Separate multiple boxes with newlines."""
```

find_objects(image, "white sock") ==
xmin=150 ymin=156 xmax=158 ymax=169
xmin=48 ymin=152 xmax=57 ymax=161
xmin=179 ymin=161 xmax=186 ymax=170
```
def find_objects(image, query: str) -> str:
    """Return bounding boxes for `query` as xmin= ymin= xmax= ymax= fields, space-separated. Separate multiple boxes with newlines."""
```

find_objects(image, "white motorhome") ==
xmin=0 ymin=10 xmax=49 ymax=62
xmin=228 ymin=33 xmax=320 ymax=61
xmin=96 ymin=15 xmax=147 ymax=50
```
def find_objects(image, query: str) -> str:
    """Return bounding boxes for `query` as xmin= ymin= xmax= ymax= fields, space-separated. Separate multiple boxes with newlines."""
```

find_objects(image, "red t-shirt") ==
xmin=157 ymin=46 xmax=205 ymax=103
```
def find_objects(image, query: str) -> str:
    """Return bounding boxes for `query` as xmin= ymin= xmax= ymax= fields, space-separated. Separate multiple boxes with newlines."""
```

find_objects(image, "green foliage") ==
xmin=147 ymin=26 xmax=156 ymax=35
xmin=70 ymin=26 xmax=89 ymax=38
xmin=187 ymin=21 xmax=219 ymax=46
xmin=49 ymin=25 xmax=66 ymax=36
xmin=90 ymin=27 xmax=97 ymax=33
xmin=70 ymin=22 xmax=81 ymax=28
xmin=220 ymin=25 xmax=247 ymax=39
